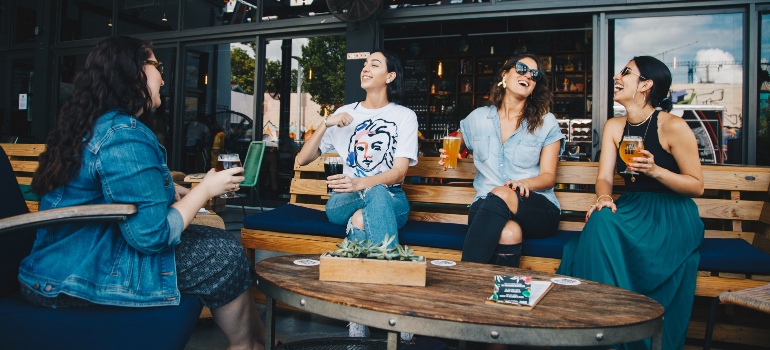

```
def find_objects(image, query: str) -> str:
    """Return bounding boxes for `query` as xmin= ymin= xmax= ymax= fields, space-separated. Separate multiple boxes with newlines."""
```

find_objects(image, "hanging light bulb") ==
xmin=108 ymin=18 xmax=113 ymax=27
xmin=162 ymin=13 xmax=168 ymax=22
xmin=308 ymin=67 xmax=312 ymax=81
xmin=437 ymin=61 xmax=443 ymax=78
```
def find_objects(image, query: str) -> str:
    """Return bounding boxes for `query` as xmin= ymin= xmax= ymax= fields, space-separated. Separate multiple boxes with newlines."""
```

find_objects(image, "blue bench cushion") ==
xmin=699 ymin=238 xmax=770 ymax=275
xmin=0 ymin=292 xmax=202 ymax=349
xmin=245 ymin=204 xmax=770 ymax=275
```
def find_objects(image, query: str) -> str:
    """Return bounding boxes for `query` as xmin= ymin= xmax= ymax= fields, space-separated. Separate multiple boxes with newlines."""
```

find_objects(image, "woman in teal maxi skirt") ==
xmin=557 ymin=56 xmax=705 ymax=350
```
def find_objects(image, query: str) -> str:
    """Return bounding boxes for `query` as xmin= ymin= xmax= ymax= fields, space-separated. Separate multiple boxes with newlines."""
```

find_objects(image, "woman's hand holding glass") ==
xmin=326 ymin=173 xmax=358 ymax=193
xmin=626 ymin=149 xmax=657 ymax=176
xmin=199 ymin=167 xmax=245 ymax=199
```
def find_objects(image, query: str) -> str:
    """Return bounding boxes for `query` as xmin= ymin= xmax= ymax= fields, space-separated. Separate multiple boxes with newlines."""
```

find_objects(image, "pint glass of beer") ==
xmin=324 ymin=157 xmax=343 ymax=194
xmin=442 ymin=136 xmax=461 ymax=169
xmin=619 ymin=136 xmax=643 ymax=175
xmin=216 ymin=153 xmax=242 ymax=198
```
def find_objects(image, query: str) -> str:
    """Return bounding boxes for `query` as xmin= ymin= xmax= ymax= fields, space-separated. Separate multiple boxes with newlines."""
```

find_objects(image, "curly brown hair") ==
xmin=32 ymin=37 xmax=154 ymax=195
xmin=488 ymin=53 xmax=553 ymax=134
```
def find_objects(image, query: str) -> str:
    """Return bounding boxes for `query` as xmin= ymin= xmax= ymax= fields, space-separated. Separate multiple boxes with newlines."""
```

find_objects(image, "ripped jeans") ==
xmin=325 ymin=184 xmax=410 ymax=248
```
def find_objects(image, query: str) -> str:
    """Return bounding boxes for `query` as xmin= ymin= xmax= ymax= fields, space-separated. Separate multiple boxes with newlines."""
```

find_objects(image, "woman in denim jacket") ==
xmin=450 ymin=53 xmax=565 ymax=268
xmin=19 ymin=37 xmax=272 ymax=350
xmin=296 ymin=50 xmax=418 ymax=339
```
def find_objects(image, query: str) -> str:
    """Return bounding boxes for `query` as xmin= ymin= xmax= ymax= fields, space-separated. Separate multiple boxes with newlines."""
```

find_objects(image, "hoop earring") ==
xmin=632 ymin=89 xmax=645 ymax=107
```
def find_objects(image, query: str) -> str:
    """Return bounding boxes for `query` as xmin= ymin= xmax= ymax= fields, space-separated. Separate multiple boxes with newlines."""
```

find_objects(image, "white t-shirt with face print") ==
xmin=319 ymin=102 xmax=418 ymax=180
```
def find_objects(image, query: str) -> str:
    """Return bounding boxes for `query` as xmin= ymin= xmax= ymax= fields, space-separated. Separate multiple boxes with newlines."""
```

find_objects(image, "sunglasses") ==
xmin=513 ymin=61 xmax=543 ymax=82
xmin=619 ymin=67 xmax=645 ymax=80
xmin=144 ymin=60 xmax=164 ymax=75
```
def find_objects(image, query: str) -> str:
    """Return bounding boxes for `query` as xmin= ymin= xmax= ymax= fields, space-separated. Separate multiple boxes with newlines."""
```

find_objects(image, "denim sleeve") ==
xmin=97 ymin=126 xmax=181 ymax=254
xmin=542 ymin=113 xmax=566 ymax=157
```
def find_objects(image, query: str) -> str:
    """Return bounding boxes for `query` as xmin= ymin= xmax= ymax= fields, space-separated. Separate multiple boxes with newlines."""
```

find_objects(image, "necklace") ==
xmin=625 ymin=110 xmax=655 ymax=182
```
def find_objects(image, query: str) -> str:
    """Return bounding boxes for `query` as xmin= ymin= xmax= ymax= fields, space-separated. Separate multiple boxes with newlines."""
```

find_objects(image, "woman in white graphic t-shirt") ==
xmin=296 ymin=50 xmax=419 ymax=338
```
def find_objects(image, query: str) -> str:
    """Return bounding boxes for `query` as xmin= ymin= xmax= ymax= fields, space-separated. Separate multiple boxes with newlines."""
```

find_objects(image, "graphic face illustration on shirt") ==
xmin=347 ymin=119 xmax=398 ymax=176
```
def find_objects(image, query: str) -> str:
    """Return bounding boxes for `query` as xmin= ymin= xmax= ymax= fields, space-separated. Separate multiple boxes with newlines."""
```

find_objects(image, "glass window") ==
xmin=60 ymin=0 xmax=114 ymax=41
xmin=613 ymin=14 xmax=744 ymax=164
xmin=758 ymin=12 xmax=770 ymax=166
xmin=383 ymin=0 xmax=489 ymax=11
xmin=184 ymin=0 xmax=257 ymax=29
xmin=262 ymin=0 xmax=331 ymax=21
xmin=117 ymin=0 xmax=178 ymax=35
xmin=10 ymin=57 xmax=35 ymax=139
xmin=13 ymin=0 xmax=39 ymax=44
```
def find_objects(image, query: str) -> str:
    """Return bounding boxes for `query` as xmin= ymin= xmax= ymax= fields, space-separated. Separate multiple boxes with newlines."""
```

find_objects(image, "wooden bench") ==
xmin=1 ymin=143 xmax=46 ymax=213
xmin=241 ymin=155 xmax=770 ymax=346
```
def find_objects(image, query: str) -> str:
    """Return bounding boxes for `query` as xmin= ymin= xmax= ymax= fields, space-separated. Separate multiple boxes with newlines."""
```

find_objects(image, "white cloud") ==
xmin=693 ymin=48 xmax=742 ymax=84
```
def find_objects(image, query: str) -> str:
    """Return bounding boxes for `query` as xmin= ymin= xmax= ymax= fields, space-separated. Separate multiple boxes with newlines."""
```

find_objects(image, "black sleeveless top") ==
xmin=615 ymin=110 xmax=680 ymax=193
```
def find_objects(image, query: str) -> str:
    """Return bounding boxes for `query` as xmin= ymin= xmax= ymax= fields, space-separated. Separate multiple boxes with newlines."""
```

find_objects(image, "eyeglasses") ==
xmin=513 ymin=61 xmax=543 ymax=82
xmin=144 ymin=60 xmax=164 ymax=75
xmin=619 ymin=67 xmax=645 ymax=80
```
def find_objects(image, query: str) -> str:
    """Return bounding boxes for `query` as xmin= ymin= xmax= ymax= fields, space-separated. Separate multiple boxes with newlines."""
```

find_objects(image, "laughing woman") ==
xmin=557 ymin=56 xmax=704 ymax=350
xmin=296 ymin=50 xmax=419 ymax=339
xmin=456 ymin=52 xmax=565 ymax=268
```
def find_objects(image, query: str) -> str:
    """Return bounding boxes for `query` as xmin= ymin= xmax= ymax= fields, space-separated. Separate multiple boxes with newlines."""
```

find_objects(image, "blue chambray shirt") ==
xmin=19 ymin=109 xmax=185 ymax=307
xmin=460 ymin=105 xmax=566 ymax=210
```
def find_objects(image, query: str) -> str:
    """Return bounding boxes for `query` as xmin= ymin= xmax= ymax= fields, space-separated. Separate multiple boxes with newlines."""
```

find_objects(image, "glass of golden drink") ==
xmin=619 ymin=136 xmax=644 ymax=175
xmin=216 ymin=153 xmax=242 ymax=198
xmin=442 ymin=136 xmax=461 ymax=169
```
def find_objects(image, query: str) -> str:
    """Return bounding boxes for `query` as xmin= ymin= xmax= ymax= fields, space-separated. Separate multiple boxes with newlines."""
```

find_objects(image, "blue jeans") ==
xmin=325 ymin=184 xmax=410 ymax=248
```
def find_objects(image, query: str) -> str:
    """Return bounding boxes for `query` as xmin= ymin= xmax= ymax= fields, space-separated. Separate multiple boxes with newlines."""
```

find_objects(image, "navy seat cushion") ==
xmin=699 ymin=238 xmax=770 ymax=275
xmin=245 ymin=205 xmax=770 ymax=275
xmin=0 ymin=292 xmax=202 ymax=350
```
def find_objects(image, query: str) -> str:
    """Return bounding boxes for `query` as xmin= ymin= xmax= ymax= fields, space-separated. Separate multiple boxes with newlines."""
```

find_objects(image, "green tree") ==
xmin=297 ymin=36 xmax=346 ymax=115
xmin=231 ymin=44 xmax=297 ymax=97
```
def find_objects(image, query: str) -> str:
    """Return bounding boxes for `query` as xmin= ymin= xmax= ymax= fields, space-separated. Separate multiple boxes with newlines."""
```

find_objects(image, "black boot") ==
xmin=491 ymin=243 xmax=522 ymax=268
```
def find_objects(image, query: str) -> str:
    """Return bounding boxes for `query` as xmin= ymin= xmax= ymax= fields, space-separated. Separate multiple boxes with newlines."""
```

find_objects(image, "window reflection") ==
xmin=758 ymin=13 xmax=770 ymax=165
xmin=184 ymin=0 xmax=258 ymax=29
xmin=613 ymin=14 xmax=743 ymax=164
xmin=117 ymin=0 xmax=177 ymax=35
xmin=60 ymin=0 xmax=114 ymax=41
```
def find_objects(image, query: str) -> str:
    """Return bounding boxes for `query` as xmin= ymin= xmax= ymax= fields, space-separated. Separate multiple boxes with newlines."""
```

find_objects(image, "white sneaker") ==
xmin=347 ymin=322 xmax=370 ymax=337
xmin=400 ymin=332 xmax=414 ymax=341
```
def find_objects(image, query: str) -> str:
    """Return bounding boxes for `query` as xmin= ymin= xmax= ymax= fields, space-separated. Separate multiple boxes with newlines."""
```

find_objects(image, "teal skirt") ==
xmin=557 ymin=192 xmax=703 ymax=350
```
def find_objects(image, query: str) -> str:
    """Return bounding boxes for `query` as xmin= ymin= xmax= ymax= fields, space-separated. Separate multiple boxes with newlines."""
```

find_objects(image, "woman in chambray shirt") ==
xmin=455 ymin=52 xmax=565 ymax=268
xmin=20 ymin=37 xmax=272 ymax=349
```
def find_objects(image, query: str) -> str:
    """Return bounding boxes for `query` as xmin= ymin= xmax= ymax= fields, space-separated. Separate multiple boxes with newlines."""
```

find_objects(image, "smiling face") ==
xmin=360 ymin=52 xmax=395 ymax=92
xmin=613 ymin=60 xmax=647 ymax=104
xmin=502 ymin=57 xmax=538 ymax=99
xmin=355 ymin=131 xmax=390 ymax=171
xmin=143 ymin=52 xmax=164 ymax=109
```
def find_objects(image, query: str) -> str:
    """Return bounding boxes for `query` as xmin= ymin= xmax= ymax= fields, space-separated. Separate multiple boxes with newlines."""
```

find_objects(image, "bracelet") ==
xmin=595 ymin=194 xmax=613 ymax=206
xmin=323 ymin=116 xmax=329 ymax=128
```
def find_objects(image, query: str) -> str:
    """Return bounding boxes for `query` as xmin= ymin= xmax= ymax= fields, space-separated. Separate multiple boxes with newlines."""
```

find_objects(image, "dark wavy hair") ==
xmin=32 ymin=37 xmax=154 ymax=195
xmin=632 ymin=55 xmax=674 ymax=112
xmin=489 ymin=53 xmax=553 ymax=134
xmin=373 ymin=49 xmax=404 ymax=105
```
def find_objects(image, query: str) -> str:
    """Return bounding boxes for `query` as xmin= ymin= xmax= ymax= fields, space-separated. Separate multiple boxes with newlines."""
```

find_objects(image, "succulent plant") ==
xmin=329 ymin=233 xmax=424 ymax=262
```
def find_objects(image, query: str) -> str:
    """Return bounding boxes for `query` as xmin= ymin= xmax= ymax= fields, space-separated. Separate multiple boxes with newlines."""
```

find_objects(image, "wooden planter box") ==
xmin=319 ymin=252 xmax=427 ymax=287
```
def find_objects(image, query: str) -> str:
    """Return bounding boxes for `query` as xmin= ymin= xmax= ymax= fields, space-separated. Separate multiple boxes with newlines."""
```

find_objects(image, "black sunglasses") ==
xmin=144 ymin=60 xmax=164 ymax=75
xmin=513 ymin=61 xmax=543 ymax=81
xmin=619 ymin=67 xmax=645 ymax=80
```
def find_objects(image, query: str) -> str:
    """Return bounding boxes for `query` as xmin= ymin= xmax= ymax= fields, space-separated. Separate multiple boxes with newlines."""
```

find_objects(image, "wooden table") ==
xmin=256 ymin=255 xmax=664 ymax=350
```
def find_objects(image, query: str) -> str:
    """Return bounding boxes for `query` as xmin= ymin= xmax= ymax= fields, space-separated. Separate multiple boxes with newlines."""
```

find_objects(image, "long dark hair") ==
xmin=632 ymin=55 xmax=674 ymax=112
xmin=374 ymin=49 xmax=404 ymax=105
xmin=32 ymin=37 xmax=154 ymax=195
xmin=489 ymin=52 xmax=553 ymax=134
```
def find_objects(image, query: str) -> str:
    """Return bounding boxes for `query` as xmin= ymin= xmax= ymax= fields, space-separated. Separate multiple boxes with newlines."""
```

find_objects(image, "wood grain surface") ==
xmin=256 ymin=254 xmax=663 ymax=329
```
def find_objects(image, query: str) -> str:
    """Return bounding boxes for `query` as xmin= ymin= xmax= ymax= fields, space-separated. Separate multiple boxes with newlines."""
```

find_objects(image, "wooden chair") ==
xmin=0 ymin=146 xmax=203 ymax=350
xmin=703 ymin=284 xmax=770 ymax=350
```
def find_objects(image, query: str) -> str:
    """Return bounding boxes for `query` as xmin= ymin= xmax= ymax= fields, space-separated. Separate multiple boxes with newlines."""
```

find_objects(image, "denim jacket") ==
xmin=18 ymin=110 xmax=185 ymax=306
xmin=460 ymin=105 xmax=565 ymax=209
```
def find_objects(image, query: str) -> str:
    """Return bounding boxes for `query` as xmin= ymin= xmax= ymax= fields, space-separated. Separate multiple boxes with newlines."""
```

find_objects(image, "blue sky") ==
xmin=615 ymin=13 xmax=744 ymax=84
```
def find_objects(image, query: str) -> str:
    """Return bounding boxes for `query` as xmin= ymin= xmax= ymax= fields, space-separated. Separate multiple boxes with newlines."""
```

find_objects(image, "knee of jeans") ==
xmin=346 ymin=218 xmax=367 ymax=242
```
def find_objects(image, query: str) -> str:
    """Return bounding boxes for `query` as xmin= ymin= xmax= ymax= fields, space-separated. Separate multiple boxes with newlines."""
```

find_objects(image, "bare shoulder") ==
xmin=658 ymin=111 xmax=691 ymax=135
xmin=604 ymin=116 xmax=626 ymax=133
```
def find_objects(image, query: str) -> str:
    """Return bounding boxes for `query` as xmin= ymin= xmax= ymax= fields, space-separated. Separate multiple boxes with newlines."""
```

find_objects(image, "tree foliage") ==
xmin=297 ymin=36 xmax=346 ymax=114
xmin=230 ymin=44 xmax=296 ymax=97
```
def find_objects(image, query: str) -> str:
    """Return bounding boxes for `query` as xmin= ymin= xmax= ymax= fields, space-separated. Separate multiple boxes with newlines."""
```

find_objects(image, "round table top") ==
xmin=256 ymin=255 xmax=663 ymax=330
